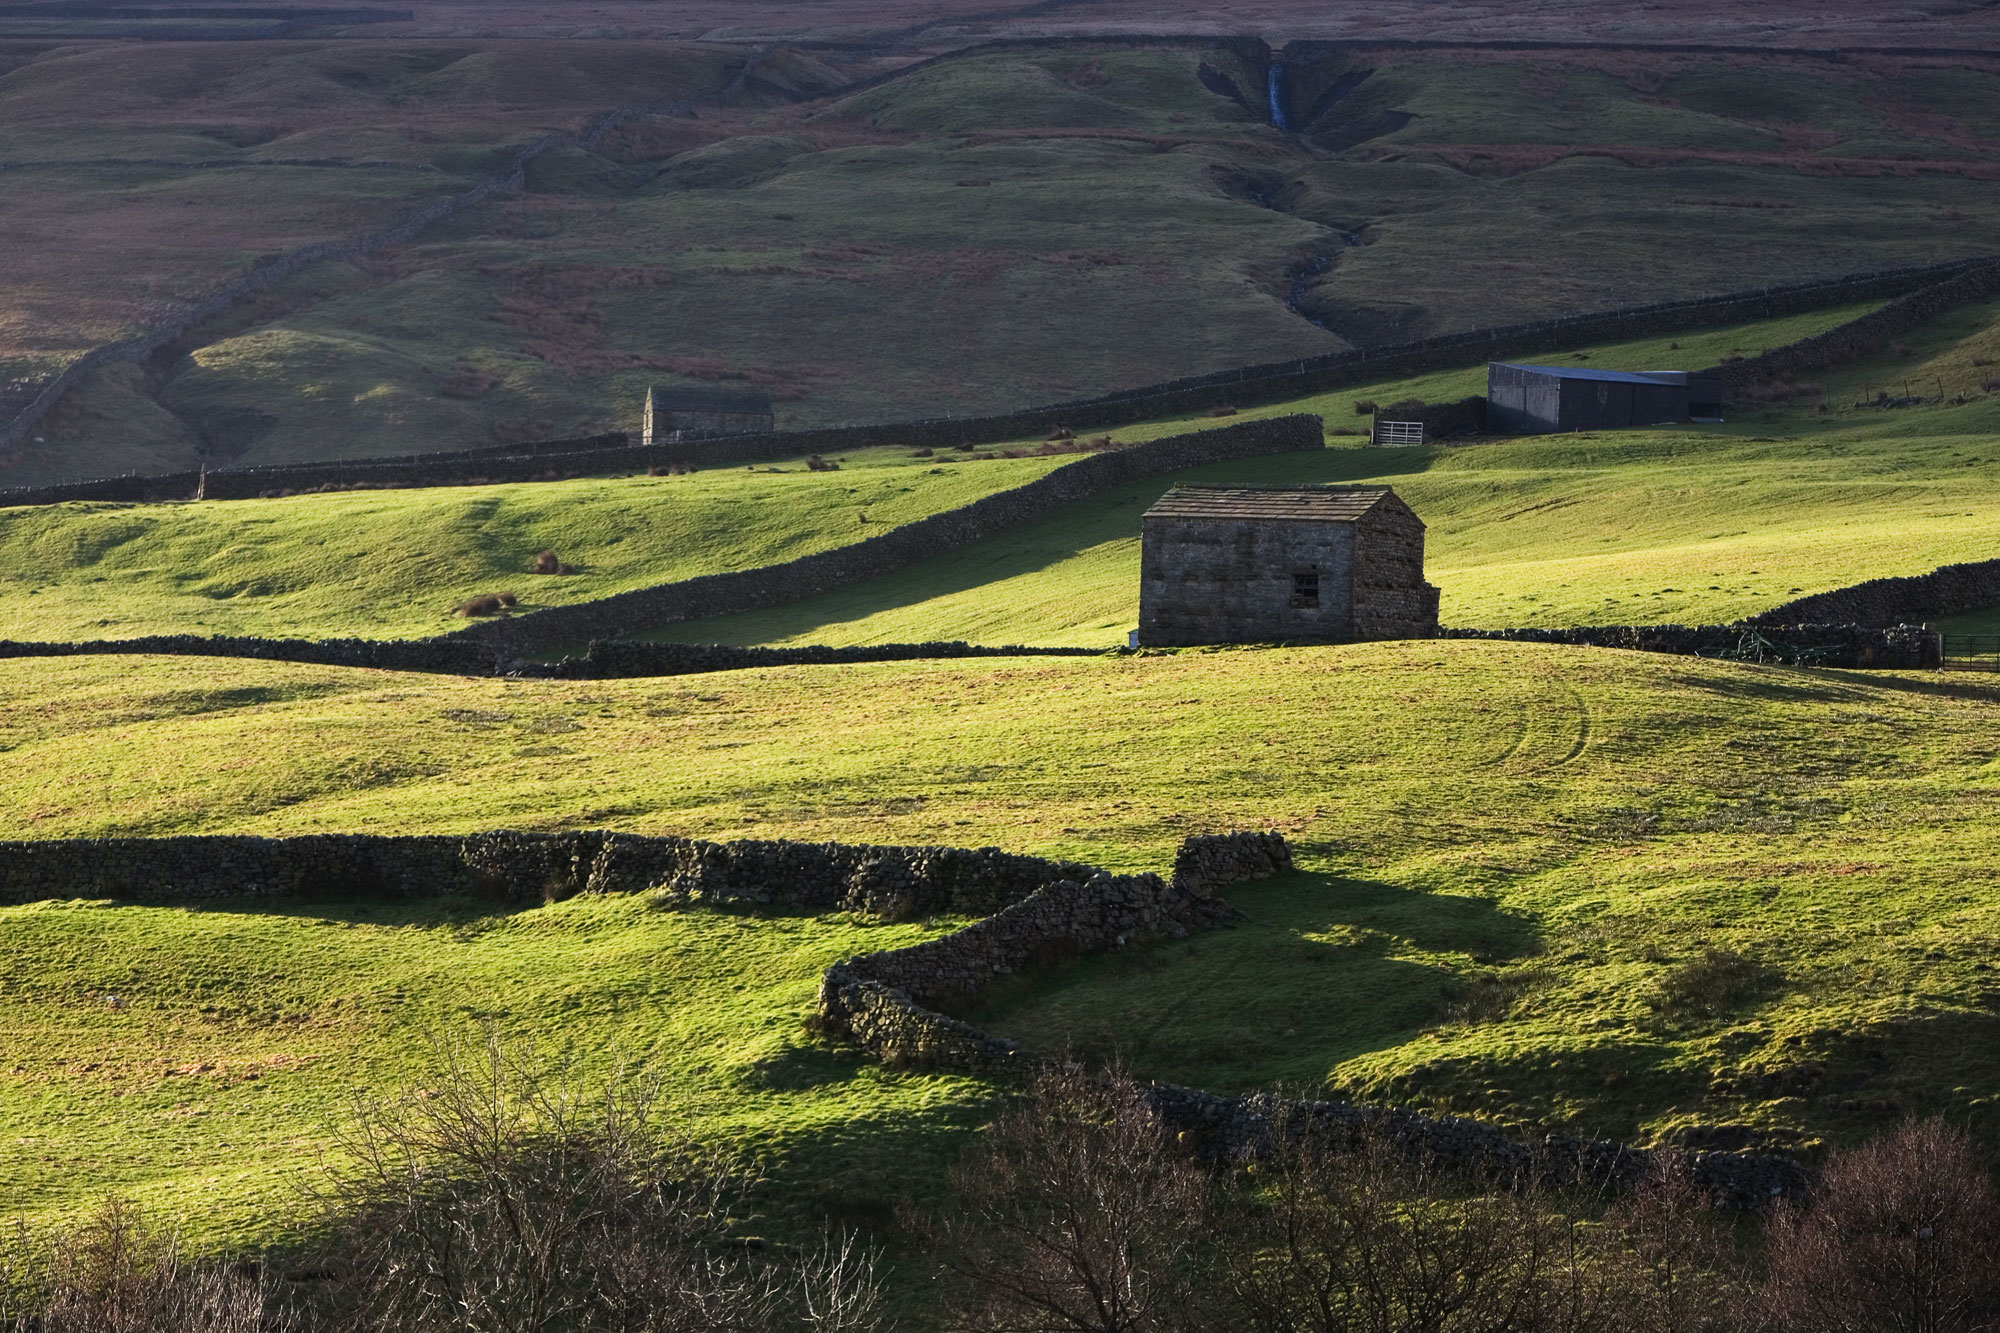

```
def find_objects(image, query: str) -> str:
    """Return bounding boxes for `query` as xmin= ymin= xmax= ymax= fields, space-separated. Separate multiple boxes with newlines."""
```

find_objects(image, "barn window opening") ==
xmin=1291 ymin=571 xmax=1319 ymax=608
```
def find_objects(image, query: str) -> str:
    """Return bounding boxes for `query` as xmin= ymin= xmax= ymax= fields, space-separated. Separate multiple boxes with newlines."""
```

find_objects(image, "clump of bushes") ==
xmin=533 ymin=550 xmax=575 ymax=575
xmin=805 ymin=454 xmax=840 ymax=472
xmin=906 ymin=1067 xmax=2000 ymax=1333
xmin=10 ymin=1053 xmax=2000 ymax=1333
xmin=1352 ymin=399 xmax=1378 ymax=416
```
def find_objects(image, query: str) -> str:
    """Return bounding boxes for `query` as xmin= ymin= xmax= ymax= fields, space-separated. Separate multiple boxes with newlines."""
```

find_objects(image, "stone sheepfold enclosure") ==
xmin=0 ymin=826 xmax=1805 ymax=1206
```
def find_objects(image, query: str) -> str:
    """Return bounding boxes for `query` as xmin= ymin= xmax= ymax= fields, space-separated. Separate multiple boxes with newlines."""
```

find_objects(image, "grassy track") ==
xmin=3 ymin=641 xmax=2000 ymax=1239
xmin=651 ymin=297 xmax=2000 ymax=645
xmin=0 ymin=449 xmax=1069 ymax=640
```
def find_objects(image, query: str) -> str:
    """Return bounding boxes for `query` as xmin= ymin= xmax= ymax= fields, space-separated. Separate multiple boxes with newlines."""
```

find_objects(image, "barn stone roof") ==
xmin=1143 ymin=485 xmax=1399 ymax=524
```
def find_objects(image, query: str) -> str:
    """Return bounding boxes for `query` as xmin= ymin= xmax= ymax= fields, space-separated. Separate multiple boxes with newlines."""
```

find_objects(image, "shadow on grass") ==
xmin=959 ymin=871 xmax=1540 ymax=1095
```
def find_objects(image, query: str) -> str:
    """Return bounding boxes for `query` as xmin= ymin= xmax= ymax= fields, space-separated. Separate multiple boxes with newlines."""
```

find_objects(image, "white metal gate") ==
xmin=1377 ymin=420 xmax=1425 ymax=446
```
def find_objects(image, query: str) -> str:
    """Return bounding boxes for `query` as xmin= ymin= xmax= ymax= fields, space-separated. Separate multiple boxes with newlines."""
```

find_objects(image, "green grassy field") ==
xmin=8 ymin=39 xmax=1996 ymax=485
xmin=650 ymin=296 xmax=2000 ymax=644
xmin=13 ymin=296 xmax=1977 ymax=647
xmin=3 ymin=639 xmax=2000 ymax=1241
xmin=0 ymin=448 xmax=1068 ymax=640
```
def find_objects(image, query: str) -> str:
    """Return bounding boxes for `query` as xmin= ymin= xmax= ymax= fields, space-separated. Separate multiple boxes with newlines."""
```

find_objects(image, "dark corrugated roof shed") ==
xmin=648 ymin=385 xmax=773 ymax=415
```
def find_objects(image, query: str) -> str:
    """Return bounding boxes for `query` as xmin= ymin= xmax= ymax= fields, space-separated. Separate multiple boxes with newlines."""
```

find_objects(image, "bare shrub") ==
xmin=1217 ymin=1113 xmax=1621 ymax=1333
xmin=303 ymin=1030 xmax=882 ymax=1333
xmin=805 ymin=454 xmax=840 ymax=472
xmin=0 ymin=1198 xmax=282 ymax=1333
xmin=1598 ymin=1160 xmax=1753 ymax=1333
xmin=1761 ymin=1119 xmax=2000 ymax=1333
xmin=1352 ymin=400 xmax=1378 ymax=416
xmin=533 ymin=550 xmax=575 ymax=575
xmin=905 ymin=1067 xmax=1212 ymax=1333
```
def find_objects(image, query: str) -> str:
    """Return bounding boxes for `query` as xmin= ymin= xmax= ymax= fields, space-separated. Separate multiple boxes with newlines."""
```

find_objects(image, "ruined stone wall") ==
xmin=0 ymin=822 xmax=1805 ymax=1206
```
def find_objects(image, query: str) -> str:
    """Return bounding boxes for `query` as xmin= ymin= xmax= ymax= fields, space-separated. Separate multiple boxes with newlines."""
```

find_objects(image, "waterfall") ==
xmin=1266 ymin=63 xmax=1290 ymax=131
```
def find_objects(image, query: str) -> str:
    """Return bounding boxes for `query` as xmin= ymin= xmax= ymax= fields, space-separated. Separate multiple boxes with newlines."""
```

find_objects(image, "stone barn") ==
xmin=1486 ymin=362 xmax=1724 ymax=434
xmin=642 ymin=386 xmax=774 ymax=443
xmin=1136 ymin=485 xmax=1439 ymax=646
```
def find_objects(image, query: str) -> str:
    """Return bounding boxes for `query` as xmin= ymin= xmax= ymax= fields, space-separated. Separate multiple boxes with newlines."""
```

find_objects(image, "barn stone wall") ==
xmin=1139 ymin=495 xmax=1436 ymax=646
xmin=1139 ymin=515 xmax=1358 ymax=645
xmin=1351 ymin=502 xmax=1440 ymax=640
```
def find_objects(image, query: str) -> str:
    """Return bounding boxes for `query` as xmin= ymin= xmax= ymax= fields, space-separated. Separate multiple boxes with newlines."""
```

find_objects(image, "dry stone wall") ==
xmin=0 ymin=634 xmax=1102 ymax=679
xmin=0 ymin=830 xmax=1099 ymax=910
xmin=1747 ymin=559 xmax=2000 ymax=628
xmin=814 ymin=831 xmax=1294 ymax=1071
xmin=1719 ymin=261 xmax=2000 ymax=396
xmin=1141 ymin=1084 xmax=1808 ymax=1210
xmin=0 ymin=822 xmax=1805 ymax=1206
xmin=1445 ymin=622 xmax=1941 ymax=668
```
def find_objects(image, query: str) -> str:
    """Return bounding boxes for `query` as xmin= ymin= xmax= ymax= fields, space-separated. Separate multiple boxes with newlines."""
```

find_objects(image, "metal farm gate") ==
xmin=1375 ymin=420 xmax=1425 ymax=446
xmin=1941 ymin=632 xmax=2000 ymax=670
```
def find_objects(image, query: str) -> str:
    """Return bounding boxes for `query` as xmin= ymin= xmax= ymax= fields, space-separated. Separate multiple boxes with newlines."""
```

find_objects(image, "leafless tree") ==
xmin=1595 ymin=1159 xmax=1752 ymax=1333
xmin=1216 ymin=1115 xmax=1622 ymax=1333
xmin=907 ymin=1067 xmax=1214 ymax=1333
xmin=1761 ymin=1119 xmax=2000 ymax=1333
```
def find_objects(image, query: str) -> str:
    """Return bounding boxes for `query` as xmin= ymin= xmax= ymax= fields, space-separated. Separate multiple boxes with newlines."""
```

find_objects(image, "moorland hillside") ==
xmin=5 ymin=39 xmax=1995 ymax=485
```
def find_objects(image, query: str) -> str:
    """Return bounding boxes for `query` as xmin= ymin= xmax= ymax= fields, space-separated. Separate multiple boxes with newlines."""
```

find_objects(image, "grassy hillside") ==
xmin=3 ymin=639 xmax=1999 ymax=1238
xmin=0 ymin=299 xmax=1916 ymax=646
xmin=0 ymin=448 xmax=1069 ymax=640
xmin=650 ymin=296 xmax=2000 ymax=645
xmin=8 ymin=40 xmax=1996 ymax=484
xmin=0 ymin=891 xmax=982 ymax=1245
